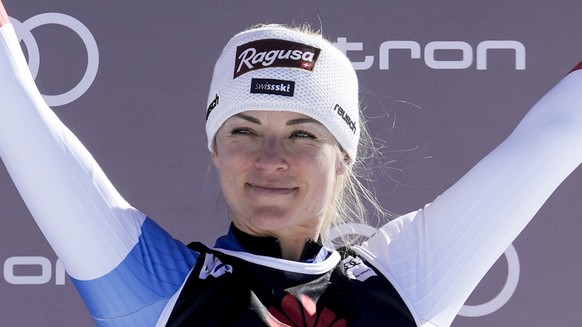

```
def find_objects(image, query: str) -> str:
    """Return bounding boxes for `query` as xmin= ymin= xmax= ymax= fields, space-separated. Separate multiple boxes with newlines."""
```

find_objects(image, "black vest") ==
xmin=166 ymin=242 xmax=416 ymax=326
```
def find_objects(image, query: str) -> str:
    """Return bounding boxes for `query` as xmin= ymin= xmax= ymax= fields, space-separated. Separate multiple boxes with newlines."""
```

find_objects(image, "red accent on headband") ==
xmin=0 ymin=0 xmax=9 ymax=28
xmin=569 ymin=61 xmax=582 ymax=74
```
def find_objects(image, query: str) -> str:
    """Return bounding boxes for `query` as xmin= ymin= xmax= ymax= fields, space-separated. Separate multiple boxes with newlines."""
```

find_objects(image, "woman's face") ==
xmin=212 ymin=110 xmax=347 ymax=239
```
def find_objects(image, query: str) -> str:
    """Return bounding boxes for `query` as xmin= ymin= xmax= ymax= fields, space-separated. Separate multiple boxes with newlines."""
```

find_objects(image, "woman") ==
xmin=1 ymin=2 xmax=582 ymax=326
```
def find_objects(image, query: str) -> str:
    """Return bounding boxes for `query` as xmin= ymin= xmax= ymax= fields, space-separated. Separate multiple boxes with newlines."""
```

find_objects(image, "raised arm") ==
xmin=355 ymin=64 xmax=582 ymax=326
xmin=0 ymin=4 xmax=196 ymax=325
xmin=0 ymin=1 xmax=145 ymax=282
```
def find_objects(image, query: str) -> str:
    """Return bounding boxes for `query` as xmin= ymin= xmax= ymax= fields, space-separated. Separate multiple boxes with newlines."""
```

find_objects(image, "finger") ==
xmin=0 ymin=0 xmax=9 ymax=28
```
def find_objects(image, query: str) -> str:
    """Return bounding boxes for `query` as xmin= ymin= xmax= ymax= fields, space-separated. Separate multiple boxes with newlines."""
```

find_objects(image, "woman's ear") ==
xmin=211 ymin=151 xmax=219 ymax=168
xmin=211 ymin=140 xmax=220 ymax=168
xmin=336 ymin=153 xmax=349 ymax=175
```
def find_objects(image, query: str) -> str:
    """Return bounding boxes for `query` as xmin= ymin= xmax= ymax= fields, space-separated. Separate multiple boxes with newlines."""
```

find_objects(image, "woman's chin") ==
xmin=234 ymin=210 xmax=306 ymax=235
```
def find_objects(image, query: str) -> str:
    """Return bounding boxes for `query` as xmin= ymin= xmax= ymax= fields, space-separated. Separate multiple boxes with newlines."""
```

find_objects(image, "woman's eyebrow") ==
xmin=234 ymin=113 xmax=261 ymax=124
xmin=233 ymin=114 xmax=322 ymax=126
xmin=287 ymin=117 xmax=322 ymax=126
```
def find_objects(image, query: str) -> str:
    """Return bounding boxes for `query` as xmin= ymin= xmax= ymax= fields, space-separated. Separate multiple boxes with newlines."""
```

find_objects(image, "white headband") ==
xmin=205 ymin=25 xmax=360 ymax=162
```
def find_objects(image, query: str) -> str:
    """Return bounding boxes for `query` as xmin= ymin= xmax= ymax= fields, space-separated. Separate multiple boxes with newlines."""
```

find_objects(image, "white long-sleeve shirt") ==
xmin=2 ymin=12 xmax=582 ymax=327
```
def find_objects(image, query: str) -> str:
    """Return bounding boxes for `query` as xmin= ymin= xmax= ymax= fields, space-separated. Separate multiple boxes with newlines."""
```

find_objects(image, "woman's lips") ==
xmin=246 ymin=183 xmax=298 ymax=195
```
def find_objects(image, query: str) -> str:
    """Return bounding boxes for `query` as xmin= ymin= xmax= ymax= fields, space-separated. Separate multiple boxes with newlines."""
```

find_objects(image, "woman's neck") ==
xmin=228 ymin=223 xmax=323 ymax=261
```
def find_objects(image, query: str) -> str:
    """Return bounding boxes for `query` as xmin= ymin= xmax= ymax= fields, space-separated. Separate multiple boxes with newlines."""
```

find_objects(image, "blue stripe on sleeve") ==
xmin=72 ymin=217 xmax=198 ymax=325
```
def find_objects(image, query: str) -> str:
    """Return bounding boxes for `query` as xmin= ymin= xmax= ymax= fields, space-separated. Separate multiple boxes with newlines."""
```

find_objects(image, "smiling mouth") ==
xmin=246 ymin=183 xmax=298 ymax=195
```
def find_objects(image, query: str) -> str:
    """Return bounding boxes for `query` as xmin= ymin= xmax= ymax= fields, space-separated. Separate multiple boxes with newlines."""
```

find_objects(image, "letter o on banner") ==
xmin=424 ymin=41 xmax=473 ymax=69
xmin=4 ymin=256 xmax=52 ymax=285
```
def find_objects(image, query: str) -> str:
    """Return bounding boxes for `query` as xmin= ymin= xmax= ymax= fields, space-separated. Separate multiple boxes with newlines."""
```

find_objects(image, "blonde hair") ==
xmin=321 ymin=114 xmax=390 ymax=247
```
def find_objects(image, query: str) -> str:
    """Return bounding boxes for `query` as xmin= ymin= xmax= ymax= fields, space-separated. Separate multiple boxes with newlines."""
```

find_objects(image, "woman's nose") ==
xmin=254 ymin=137 xmax=289 ymax=172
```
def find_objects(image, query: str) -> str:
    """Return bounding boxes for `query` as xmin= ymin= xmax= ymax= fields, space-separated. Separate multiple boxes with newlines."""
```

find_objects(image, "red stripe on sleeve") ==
xmin=0 ymin=0 xmax=9 ymax=28
xmin=569 ymin=61 xmax=582 ymax=74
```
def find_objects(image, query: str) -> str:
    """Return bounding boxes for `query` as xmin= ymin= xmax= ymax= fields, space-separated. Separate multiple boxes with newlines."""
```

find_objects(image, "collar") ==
xmin=214 ymin=223 xmax=327 ymax=263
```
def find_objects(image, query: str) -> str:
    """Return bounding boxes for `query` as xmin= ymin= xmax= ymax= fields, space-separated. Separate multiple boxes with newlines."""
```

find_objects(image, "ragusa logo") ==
xmin=234 ymin=39 xmax=321 ymax=78
xmin=335 ymin=37 xmax=526 ymax=71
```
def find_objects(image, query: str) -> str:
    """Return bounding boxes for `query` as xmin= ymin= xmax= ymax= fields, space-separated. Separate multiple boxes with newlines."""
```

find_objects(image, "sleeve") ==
xmin=0 ymin=6 xmax=198 ymax=325
xmin=353 ymin=63 xmax=582 ymax=327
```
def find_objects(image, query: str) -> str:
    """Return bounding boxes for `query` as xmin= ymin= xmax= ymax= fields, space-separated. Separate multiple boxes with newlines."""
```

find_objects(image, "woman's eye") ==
xmin=230 ymin=128 xmax=254 ymax=136
xmin=291 ymin=130 xmax=315 ymax=139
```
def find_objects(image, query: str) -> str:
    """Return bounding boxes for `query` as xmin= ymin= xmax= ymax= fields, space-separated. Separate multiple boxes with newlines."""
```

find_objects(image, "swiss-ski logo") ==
xmin=250 ymin=78 xmax=295 ymax=97
xmin=234 ymin=39 xmax=321 ymax=78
